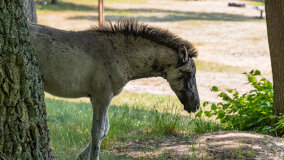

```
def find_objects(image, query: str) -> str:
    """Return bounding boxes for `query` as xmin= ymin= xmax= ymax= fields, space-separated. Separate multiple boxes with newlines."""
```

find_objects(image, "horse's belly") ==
xmin=41 ymin=62 xmax=93 ymax=98
xmin=43 ymin=81 xmax=88 ymax=98
xmin=42 ymin=76 xmax=90 ymax=98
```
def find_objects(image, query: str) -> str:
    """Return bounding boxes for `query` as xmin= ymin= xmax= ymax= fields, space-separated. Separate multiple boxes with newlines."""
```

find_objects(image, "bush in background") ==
xmin=196 ymin=70 xmax=284 ymax=137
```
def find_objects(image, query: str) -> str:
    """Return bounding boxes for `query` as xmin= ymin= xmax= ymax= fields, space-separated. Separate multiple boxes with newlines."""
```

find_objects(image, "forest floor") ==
xmin=105 ymin=131 xmax=284 ymax=160
xmin=37 ymin=0 xmax=284 ymax=159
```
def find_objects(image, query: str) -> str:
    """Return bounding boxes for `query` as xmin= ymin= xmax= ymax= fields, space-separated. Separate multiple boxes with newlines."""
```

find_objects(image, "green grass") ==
xmin=244 ymin=0 xmax=264 ymax=6
xmin=46 ymin=91 xmax=223 ymax=159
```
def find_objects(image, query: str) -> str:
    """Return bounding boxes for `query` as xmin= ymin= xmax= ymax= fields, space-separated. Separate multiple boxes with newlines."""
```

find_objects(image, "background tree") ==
xmin=51 ymin=0 xmax=58 ymax=4
xmin=265 ymin=0 xmax=284 ymax=116
xmin=22 ymin=0 xmax=37 ymax=23
xmin=98 ymin=0 xmax=104 ymax=26
xmin=0 ymin=0 xmax=52 ymax=159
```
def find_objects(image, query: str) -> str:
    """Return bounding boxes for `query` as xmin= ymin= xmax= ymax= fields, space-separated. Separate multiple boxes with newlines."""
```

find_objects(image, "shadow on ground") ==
xmin=101 ymin=135 xmax=201 ymax=160
xmin=36 ymin=1 xmax=96 ymax=11
xmin=102 ymin=131 xmax=284 ymax=160
xmin=68 ymin=8 xmax=261 ymax=22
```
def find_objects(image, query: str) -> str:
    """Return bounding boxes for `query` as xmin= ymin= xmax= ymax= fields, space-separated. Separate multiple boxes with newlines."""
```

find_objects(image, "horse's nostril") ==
xmin=194 ymin=104 xmax=200 ymax=111
xmin=184 ymin=103 xmax=199 ymax=113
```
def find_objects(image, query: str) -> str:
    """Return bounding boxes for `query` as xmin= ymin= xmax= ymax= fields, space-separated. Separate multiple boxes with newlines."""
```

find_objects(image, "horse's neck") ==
xmin=112 ymin=35 xmax=179 ymax=80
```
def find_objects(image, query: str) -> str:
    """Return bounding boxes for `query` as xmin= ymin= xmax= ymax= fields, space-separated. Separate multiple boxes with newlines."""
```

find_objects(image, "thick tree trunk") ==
xmin=265 ymin=0 xmax=284 ymax=115
xmin=23 ymin=0 xmax=37 ymax=24
xmin=0 ymin=0 xmax=52 ymax=159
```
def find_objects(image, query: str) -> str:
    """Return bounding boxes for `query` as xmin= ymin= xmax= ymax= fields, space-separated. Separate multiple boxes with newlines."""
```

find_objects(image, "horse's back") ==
xmin=30 ymin=24 xmax=110 ymax=98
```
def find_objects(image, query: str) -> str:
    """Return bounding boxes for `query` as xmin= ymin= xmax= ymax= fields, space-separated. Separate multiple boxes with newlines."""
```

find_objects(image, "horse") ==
xmin=29 ymin=20 xmax=200 ymax=160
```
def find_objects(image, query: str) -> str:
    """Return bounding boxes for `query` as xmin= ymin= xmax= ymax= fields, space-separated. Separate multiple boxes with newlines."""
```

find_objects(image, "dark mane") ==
xmin=89 ymin=20 xmax=197 ymax=58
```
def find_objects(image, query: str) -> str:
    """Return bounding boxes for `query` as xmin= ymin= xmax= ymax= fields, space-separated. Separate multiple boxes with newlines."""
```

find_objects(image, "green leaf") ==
xmin=211 ymin=86 xmax=219 ymax=92
xmin=269 ymin=115 xmax=277 ymax=119
xmin=254 ymin=70 xmax=261 ymax=75
xmin=211 ymin=104 xmax=217 ymax=110
xmin=203 ymin=101 xmax=209 ymax=107
xmin=204 ymin=111 xmax=212 ymax=117
xmin=222 ymin=104 xmax=230 ymax=110
xmin=248 ymin=76 xmax=257 ymax=83
xmin=195 ymin=110 xmax=203 ymax=118
xmin=227 ymin=89 xmax=234 ymax=93
xmin=219 ymin=92 xmax=227 ymax=98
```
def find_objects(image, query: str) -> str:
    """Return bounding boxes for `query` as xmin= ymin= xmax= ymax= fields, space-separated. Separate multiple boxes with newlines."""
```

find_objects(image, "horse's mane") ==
xmin=89 ymin=20 xmax=197 ymax=58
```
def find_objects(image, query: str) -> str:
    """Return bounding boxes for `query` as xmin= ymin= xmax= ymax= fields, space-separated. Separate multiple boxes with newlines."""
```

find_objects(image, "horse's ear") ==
xmin=178 ymin=45 xmax=189 ymax=63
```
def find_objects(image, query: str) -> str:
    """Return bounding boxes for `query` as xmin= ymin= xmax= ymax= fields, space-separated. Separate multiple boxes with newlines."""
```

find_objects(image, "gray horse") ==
xmin=29 ymin=20 xmax=200 ymax=160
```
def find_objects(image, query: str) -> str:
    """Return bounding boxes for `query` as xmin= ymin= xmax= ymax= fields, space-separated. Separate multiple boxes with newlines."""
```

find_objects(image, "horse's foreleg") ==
xmin=78 ymin=117 xmax=109 ymax=159
xmin=88 ymin=94 xmax=112 ymax=160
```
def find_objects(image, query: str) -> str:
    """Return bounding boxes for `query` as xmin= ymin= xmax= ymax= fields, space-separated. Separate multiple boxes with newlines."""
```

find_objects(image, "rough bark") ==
xmin=265 ymin=0 xmax=284 ymax=115
xmin=22 ymin=0 xmax=37 ymax=24
xmin=0 ymin=0 xmax=52 ymax=159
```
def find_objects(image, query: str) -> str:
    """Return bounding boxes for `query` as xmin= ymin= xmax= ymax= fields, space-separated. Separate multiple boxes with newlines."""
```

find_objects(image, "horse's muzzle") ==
xmin=184 ymin=103 xmax=200 ymax=113
xmin=180 ymin=91 xmax=200 ymax=113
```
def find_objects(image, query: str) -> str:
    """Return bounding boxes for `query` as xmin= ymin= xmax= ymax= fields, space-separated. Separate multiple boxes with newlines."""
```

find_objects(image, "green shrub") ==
xmin=196 ymin=70 xmax=284 ymax=137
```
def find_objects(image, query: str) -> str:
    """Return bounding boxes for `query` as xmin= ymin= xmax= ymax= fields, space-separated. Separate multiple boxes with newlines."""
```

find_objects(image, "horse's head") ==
xmin=166 ymin=51 xmax=200 ymax=113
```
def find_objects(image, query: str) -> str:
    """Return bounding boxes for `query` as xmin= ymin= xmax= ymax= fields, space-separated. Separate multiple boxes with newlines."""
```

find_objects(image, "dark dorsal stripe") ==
xmin=89 ymin=20 xmax=198 ymax=58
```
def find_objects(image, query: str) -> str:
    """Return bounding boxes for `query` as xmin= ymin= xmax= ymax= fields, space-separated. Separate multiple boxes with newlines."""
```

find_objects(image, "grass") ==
xmin=46 ymin=91 xmax=224 ymax=159
xmin=37 ymin=0 xmax=146 ymax=14
xmin=243 ymin=0 xmax=264 ymax=6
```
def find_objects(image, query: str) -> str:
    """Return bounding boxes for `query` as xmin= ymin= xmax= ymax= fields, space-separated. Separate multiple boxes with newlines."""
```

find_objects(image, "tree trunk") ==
xmin=51 ymin=0 xmax=58 ymax=4
xmin=0 ymin=0 xmax=52 ymax=159
xmin=265 ymin=0 xmax=284 ymax=115
xmin=22 ymin=0 xmax=37 ymax=24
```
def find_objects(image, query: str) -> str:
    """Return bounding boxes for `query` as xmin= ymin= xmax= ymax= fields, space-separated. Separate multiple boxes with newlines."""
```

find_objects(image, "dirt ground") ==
xmin=38 ymin=0 xmax=283 ymax=159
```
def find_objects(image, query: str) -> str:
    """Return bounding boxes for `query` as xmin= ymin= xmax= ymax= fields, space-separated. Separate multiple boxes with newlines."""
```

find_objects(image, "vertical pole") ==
xmin=98 ymin=0 xmax=104 ymax=27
